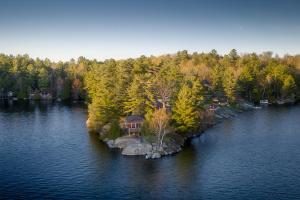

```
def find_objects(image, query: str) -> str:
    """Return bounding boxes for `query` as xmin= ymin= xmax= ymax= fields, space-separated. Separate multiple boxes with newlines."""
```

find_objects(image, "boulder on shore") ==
xmin=114 ymin=136 xmax=143 ymax=149
xmin=105 ymin=139 xmax=115 ymax=148
xmin=103 ymin=133 xmax=187 ymax=158
xmin=147 ymin=152 xmax=161 ymax=159
xmin=122 ymin=142 xmax=152 ymax=156
xmin=104 ymin=135 xmax=153 ymax=156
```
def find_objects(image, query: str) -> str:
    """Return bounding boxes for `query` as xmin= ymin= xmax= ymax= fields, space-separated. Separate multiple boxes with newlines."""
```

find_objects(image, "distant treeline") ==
xmin=0 ymin=54 xmax=88 ymax=100
xmin=1 ymin=50 xmax=300 ymax=134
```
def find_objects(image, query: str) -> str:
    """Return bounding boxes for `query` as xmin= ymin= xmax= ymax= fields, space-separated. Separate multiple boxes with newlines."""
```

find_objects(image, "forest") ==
xmin=84 ymin=50 xmax=300 ymax=140
xmin=0 ymin=54 xmax=87 ymax=100
xmin=1 ymin=50 xmax=300 ymax=141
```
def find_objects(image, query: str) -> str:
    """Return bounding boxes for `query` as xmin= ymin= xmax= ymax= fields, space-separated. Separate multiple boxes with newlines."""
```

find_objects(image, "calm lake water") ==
xmin=1 ymin=101 xmax=300 ymax=200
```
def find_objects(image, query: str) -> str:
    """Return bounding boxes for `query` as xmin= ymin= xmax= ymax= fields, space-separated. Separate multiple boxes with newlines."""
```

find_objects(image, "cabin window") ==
xmin=132 ymin=123 xmax=136 ymax=128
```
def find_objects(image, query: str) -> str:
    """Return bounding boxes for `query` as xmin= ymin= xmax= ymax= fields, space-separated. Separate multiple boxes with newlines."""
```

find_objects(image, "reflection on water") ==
xmin=1 ymin=101 xmax=300 ymax=199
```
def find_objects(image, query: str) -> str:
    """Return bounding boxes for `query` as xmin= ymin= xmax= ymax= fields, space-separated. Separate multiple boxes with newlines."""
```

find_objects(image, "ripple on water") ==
xmin=1 ymin=103 xmax=300 ymax=199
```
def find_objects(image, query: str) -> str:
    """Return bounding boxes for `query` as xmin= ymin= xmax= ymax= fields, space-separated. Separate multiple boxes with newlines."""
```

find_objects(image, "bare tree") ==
xmin=156 ymin=78 xmax=173 ymax=108
xmin=150 ymin=107 xmax=170 ymax=150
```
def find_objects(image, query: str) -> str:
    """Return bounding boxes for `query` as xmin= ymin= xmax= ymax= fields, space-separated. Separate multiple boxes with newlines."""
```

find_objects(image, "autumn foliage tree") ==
xmin=150 ymin=107 xmax=170 ymax=150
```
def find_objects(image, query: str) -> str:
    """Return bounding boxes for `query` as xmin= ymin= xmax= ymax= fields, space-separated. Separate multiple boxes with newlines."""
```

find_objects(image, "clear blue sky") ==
xmin=0 ymin=0 xmax=299 ymax=61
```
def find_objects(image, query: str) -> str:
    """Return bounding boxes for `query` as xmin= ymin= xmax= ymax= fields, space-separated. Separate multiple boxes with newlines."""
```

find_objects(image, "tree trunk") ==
xmin=160 ymin=130 xmax=166 ymax=148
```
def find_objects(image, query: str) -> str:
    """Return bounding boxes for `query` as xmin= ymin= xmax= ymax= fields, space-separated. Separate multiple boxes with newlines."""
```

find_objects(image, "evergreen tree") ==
xmin=172 ymin=84 xmax=199 ymax=133
xmin=124 ymin=75 xmax=147 ymax=115
xmin=223 ymin=67 xmax=239 ymax=102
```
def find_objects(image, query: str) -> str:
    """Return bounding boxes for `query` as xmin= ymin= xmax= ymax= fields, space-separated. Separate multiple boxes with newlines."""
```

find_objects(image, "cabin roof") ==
xmin=125 ymin=115 xmax=144 ymax=123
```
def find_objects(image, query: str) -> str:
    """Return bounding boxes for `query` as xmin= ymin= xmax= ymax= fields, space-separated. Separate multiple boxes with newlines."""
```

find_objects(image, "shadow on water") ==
xmin=87 ymin=131 xmax=122 ymax=160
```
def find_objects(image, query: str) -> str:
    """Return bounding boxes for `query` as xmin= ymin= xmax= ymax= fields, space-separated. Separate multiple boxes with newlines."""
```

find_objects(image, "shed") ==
xmin=124 ymin=115 xmax=144 ymax=135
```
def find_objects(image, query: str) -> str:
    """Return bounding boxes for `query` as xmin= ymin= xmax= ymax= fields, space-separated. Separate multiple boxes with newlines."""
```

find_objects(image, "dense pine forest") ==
xmin=84 ymin=50 xmax=300 ymax=139
xmin=0 ymin=54 xmax=87 ymax=100
xmin=1 ymin=50 xmax=300 ymax=140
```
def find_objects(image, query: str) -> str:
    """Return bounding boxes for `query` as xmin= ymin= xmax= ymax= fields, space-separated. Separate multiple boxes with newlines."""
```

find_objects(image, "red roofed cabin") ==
xmin=124 ymin=115 xmax=144 ymax=135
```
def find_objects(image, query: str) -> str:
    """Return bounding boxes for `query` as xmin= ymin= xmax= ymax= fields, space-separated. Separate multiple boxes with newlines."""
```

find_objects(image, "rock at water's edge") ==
xmin=105 ymin=139 xmax=115 ymax=148
xmin=122 ymin=142 xmax=152 ymax=156
xmin=114 ymin=136 xmax=142 ymax=149
xmin=150 ymin=152 xmax=161 ymax=159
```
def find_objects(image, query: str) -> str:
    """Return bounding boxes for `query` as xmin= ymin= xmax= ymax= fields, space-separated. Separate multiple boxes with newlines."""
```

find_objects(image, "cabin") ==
xmin=40 ymin=92 xmax=52 ymax=100
xmin=260 ymin=100 xmax=269 ymax=104
xmin=123 ymin=115 xmax=144 ymax=135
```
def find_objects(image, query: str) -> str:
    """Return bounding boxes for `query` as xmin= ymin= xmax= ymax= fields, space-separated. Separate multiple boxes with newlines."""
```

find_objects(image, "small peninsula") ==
xmin=84 ymin=50 xmax=300 ymax=158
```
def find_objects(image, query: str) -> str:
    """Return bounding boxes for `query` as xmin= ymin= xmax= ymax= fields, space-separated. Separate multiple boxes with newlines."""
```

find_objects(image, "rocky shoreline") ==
xmin=98 ymin=102 xmax=259 ymax=159
xmin=103 ymin=132 xmax=186 ymax=159
xmin=95 ymin=99 xmax=298 ymax=159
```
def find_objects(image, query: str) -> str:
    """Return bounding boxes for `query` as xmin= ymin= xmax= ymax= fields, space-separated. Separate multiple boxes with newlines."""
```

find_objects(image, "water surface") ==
xmin=1 ymin=101 xmax=300 ymax=199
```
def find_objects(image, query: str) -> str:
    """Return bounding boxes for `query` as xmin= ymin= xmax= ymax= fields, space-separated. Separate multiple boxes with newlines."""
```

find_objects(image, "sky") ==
xmin=0 ymin=0 xmax=299 ymax=61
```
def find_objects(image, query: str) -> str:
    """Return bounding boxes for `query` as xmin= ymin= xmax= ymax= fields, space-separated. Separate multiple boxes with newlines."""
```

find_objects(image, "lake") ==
xmin=1 ymin=101 xmax=300 ymax=200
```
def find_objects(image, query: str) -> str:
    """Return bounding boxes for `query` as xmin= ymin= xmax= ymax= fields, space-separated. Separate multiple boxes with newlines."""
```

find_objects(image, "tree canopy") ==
xmin=1 ymin=50 xmax=300 ymax=134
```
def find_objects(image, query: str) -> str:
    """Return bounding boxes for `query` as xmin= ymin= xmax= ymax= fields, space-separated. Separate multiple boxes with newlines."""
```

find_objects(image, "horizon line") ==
xmin=1 ymin=49 xmax=299 ymax=63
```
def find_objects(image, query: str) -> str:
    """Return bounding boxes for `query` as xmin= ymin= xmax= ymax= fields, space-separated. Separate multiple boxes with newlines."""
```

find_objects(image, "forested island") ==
xmin=1 ymin=50 xmax=300 ymax=158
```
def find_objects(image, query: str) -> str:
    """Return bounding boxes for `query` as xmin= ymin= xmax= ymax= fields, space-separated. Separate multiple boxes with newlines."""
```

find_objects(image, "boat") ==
xmin=260 ymin=100 xmax=269 ymax=105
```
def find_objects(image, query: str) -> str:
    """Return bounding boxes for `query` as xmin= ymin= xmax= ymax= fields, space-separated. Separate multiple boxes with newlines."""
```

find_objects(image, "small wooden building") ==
xmin=124 ymin=115 xmax=144 ymax=135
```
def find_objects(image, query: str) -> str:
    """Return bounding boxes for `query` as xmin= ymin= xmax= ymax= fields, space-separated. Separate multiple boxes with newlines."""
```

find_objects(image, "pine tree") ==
xmin=85 ymin=64 xmax=119 ymax=131
xmin=124 ymin=75 xmax=147 ymax=115
xmin=223 ymin=67 xmax=239 ymax=102
xmin=190 ymin=78 xmax=204 ymax=108
xmin=172 ymin=84 xmax=199 ymax=133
